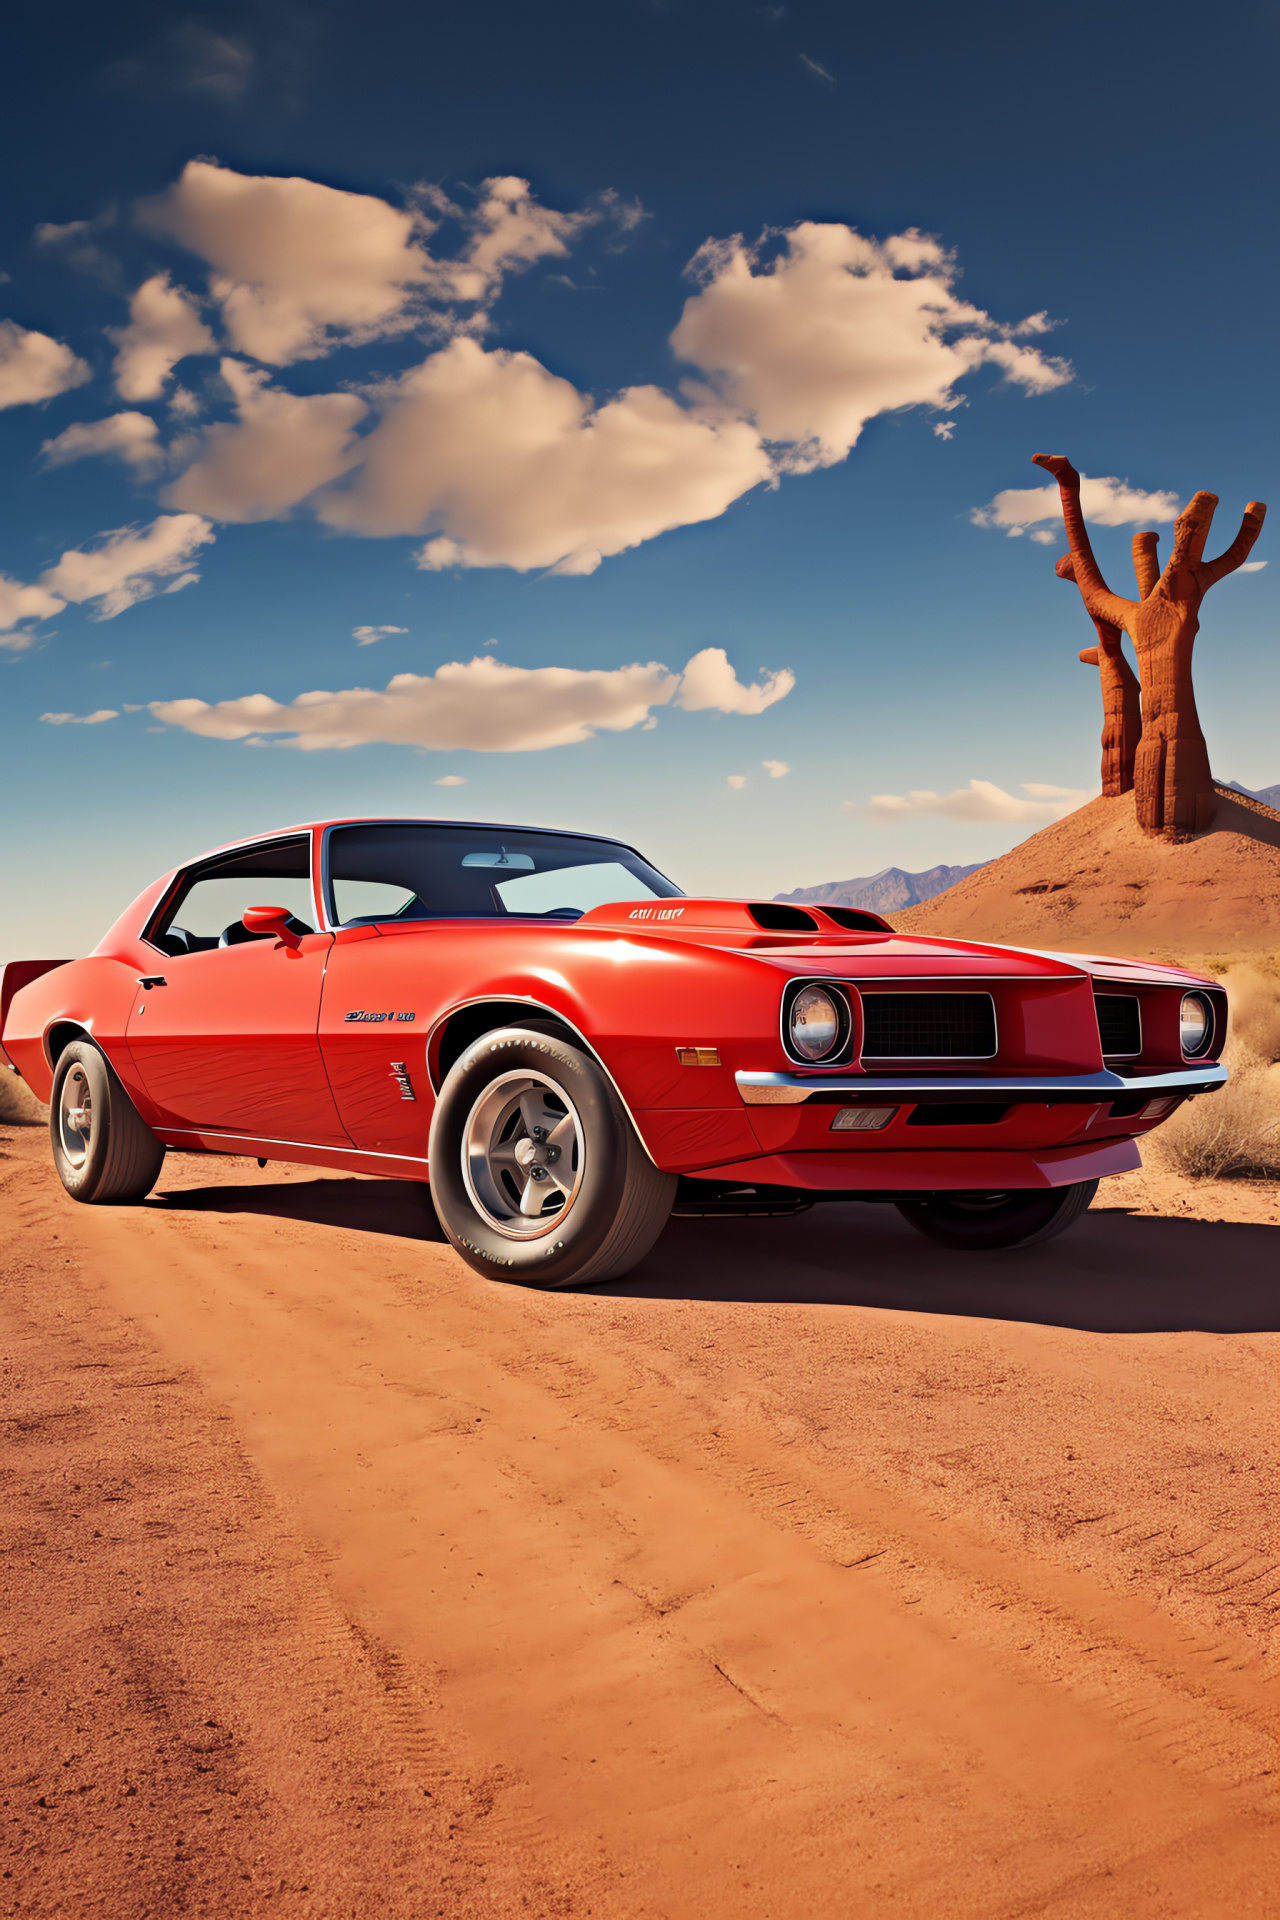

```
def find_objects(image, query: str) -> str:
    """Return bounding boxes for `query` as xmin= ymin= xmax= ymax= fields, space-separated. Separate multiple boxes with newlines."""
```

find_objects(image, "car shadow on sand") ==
xmin=609 ymin=1202 xmax=1280 ymax=1335
xmin=147 ymin=1175 xmax=1279 ymax=1336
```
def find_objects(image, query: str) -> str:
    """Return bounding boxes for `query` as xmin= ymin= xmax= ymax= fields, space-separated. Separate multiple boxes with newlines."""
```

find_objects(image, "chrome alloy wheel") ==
xmin=58 ymin=1063 xmax=94 ymax=1168
xmin=461 ymin=1069 xmax=584 ymax=1237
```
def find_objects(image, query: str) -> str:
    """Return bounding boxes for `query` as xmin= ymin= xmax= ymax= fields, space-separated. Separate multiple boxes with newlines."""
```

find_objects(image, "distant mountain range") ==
xmin=775 ymin=861 xmax=990 ymax=914
xmin=1226 ymin=779 xmax=1280 ymax=811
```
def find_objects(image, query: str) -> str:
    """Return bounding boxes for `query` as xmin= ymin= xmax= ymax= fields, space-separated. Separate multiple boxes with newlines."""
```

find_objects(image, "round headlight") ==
xmin=1179 ymin=992 xmax=1213 ymax=1058
xmin=789 ymin=985 xmax=843 ymax=1062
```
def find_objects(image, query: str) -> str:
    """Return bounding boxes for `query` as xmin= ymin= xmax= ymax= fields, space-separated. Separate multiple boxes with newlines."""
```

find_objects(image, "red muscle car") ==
xmin=1 ymin=816 xmax=1228 ymax=1286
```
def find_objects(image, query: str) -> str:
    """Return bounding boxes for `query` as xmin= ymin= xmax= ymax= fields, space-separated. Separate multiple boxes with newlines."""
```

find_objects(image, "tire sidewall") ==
xmin=428 ymin=1028 xmax=629 ymax=1285
xmin=898 ymin=1180 xmax=1095 ymax=1251
xmin=49 ymin=1041 xmax=113 ymax=1202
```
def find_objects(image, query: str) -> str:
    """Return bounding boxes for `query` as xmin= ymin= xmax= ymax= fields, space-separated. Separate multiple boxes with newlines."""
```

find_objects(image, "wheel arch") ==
xmin=426 ymin=995 xmax=661 ymax=1167
xmin=46 ymin=1019 xmax=93 ymax=1071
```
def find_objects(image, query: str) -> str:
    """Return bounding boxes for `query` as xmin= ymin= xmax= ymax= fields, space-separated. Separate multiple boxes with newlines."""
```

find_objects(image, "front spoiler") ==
xmin=735 ymin=1064 xmax=1229 ymax=1106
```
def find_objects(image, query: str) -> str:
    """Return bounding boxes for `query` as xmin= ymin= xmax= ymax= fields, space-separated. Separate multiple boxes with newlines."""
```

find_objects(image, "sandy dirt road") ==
xmin=2 ymin=1125 xmax=1277 ymax=1919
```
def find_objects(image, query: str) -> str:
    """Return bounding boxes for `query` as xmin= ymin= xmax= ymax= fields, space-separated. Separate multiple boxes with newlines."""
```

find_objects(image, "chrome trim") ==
xmin=1179 ymin=990 xmax=1218 ymax=1061
xmin=735 ymin=1064 xmax=1230 ymax=1106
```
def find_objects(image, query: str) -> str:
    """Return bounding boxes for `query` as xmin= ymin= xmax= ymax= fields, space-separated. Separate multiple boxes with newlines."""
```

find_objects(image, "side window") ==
xmin=152 ymin=840 xmax=316 ymax=956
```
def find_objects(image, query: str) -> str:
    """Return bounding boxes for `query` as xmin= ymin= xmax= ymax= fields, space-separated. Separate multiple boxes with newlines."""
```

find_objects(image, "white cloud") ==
xmin=726 ymin=774 xmax=747 ymax=789
xmin=147 ymin=646 xmax=794 ymax=753
xmin=40 ymin=411 xmax=163 ymax=472
xmin=864 ymin=779 xmax=1095 ymax=824
xmin=434 ymin=773 xmax=466 ymax=785
xmin=762 ymin=758 xmax=789 ymax=778
xmin=108 ymin=272 xmax=217 ymax=400
xmin=138 ymin=160 xmax=440 ymax=365
xmin=164 ymin=359 xmax=367 ymax=520
xmin=0 ymin=320 xmax=91 ymax=408
xmin=798 ymin=53 xmax=835 ymax=83
xmin=40 ymin=513 xmax=215 ymax=620
xmin=670 ymin=224 xmax=1070 ymax=470
xmin=136 ymin=162 xmax=591 ymax=369
xmin=1028 ymin=529 xmax=1057 ymax=545
xmin=0 ymin=575 xmax=65 ymax=649
xmin=353 ymin=623 xmax=408 ymax=646
xmin=674 ymin=646 xmax=794 ymax=714
xmin=1240 ymin=560 xmax=1267 ymax=573
xmin=39 ymin=708 xmax=118 ymax=725
xmin=316 ymin=336 xmax=771 ymax=571
xmin=933 ymin=421 xmax=955 ymax=440
xmin=971 ymin=475 xmax=1181 ymax=535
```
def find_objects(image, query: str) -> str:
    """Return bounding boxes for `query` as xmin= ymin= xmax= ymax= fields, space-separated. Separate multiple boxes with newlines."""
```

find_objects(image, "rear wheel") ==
xmin=894 ymin=1179 xmax=1098 ymax=1251
xmin=50 ymin=1039 xmax=166 ymax=1203
xmin=428 ymin=1025 xmax=675 ymax=1287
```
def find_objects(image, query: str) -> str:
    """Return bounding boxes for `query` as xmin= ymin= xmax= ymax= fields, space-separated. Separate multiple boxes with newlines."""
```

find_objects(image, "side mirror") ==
xmin=242 ymin=905 xmax=304 ymax=951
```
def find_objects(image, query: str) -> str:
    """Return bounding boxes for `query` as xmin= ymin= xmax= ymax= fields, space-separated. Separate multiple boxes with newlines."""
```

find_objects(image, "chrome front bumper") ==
xmin=735 ymin=1064 xmax=1229 ymax=1106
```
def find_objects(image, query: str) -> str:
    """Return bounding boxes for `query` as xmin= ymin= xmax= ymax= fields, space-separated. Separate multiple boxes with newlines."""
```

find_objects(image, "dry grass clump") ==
xmin=1154 ymin=1051 xmax=1280 ymax=1180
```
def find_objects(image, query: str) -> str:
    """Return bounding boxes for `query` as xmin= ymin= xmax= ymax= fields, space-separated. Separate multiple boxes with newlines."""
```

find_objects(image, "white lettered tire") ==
xmin=428 ymin=1025 xmax=675 ymax=1287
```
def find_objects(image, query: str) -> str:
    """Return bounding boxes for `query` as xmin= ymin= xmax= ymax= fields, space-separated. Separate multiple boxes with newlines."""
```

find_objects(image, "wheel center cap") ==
xmin=514 ymin=1136 xmax=560 ymax=1168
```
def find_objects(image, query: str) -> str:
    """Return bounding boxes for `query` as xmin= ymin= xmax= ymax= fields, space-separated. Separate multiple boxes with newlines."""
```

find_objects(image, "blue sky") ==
xmin=3 ymin=0 xmax=1276 ymax=956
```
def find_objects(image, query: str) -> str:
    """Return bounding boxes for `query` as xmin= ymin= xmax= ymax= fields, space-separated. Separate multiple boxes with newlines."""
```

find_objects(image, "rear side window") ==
xmin=326 ymin=823 xmax=680 ymax=925
xmin=150 ymin=838 xmax=315 ymax=955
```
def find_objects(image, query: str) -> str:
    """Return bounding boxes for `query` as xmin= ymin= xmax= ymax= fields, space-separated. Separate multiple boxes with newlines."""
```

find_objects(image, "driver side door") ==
xmin=125 ymin=837 xmax=351 ymax=1146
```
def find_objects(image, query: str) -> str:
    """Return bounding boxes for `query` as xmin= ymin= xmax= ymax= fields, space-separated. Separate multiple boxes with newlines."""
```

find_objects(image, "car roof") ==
xmin=179 ymin=816 xmax=652 ymax=868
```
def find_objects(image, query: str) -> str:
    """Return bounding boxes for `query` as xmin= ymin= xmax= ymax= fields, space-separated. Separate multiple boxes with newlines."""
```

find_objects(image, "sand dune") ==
xmin=894 ymin=785 xmax=1280 ymax=960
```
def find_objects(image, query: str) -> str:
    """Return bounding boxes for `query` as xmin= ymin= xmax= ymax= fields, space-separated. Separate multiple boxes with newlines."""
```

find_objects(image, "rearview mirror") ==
xmin=242 ymin=905 xmax=303 ymax=951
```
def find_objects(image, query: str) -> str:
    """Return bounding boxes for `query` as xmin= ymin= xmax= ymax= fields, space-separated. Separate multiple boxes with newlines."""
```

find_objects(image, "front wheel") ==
xmin=428 ymin=1026 xmax=676 ymax=1287
xmin=50 ymin=1039 xmax=166 ymax=1203
xmin=895 ymin=1179 xmax=1098 ymax=1251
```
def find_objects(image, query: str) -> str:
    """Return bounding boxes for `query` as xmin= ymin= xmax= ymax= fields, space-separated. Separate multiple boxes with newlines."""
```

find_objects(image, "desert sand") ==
xmin=3 ymin=1115 xmax=1277 ymax=1919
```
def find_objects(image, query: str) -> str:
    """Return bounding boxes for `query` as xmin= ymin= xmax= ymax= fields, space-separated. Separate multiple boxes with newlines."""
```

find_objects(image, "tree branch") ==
xmin=1034 ymin=453 xmax=1134 ymax=625
xmin=1200 ymin=501 xmax=1267 ymax=588
xmin=1131 ymin=532 xmax=1160 ymax=599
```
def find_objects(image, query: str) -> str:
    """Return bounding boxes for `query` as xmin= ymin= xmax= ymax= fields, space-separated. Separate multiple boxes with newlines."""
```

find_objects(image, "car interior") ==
xmin=149 ymin=839 xmax=317 ymax=957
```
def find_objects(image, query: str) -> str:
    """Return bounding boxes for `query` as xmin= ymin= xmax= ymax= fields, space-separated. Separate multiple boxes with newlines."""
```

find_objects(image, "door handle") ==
xmin=137 ymin=975 xmax=168 ymax=990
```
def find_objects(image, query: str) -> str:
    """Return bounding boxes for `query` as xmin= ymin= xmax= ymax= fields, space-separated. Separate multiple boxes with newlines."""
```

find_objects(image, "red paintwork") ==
xmin=2 ymin=817 xmax=1227 ymax=1194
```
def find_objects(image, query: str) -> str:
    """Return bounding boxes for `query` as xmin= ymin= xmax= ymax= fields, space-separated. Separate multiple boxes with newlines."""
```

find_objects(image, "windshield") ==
xmin=326 ymin=822 xmax=682 ymax=926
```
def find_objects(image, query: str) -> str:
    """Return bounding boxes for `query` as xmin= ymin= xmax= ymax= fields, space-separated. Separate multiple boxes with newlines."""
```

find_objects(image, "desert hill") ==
xmin=777 ymin=861 xmax=988 ymax=913
xmin=892 ymin=783 xmax=1280 ymax=961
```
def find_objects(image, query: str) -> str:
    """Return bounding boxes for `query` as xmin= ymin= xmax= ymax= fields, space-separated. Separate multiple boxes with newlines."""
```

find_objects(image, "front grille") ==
xmin=860 ymin=993 xmax=996 ymax=1058
xmin=1095 ymin=994 xmax=1141 ymax=1057
xmin=905 ymin=1103 xmax=1010 ymax=1127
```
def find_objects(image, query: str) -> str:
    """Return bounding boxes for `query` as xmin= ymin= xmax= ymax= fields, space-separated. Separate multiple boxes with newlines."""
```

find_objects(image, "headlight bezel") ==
xmin=1179 ymin=990 xmax=1215 ymax=1059
xmin=781 ymin=979 xmax=855 ymax=1066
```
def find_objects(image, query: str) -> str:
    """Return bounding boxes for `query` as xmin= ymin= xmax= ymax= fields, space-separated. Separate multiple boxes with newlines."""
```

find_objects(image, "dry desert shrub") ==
xmin=1153 ymin=1045 xmax=1280 ymax=1180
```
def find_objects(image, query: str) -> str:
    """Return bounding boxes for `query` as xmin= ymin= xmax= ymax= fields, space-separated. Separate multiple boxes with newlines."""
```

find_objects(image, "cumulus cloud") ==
xmin=0 ymin=575 xmax=65 ymax=648
xmin=315 ymin=336 xmax=771 ymax=571
xmin=0 ymin=320 xmax=91 ymax=408
xmin=39 ymin=709 xmax=118 ymax=725
xmin=864 ymin=778 xmax=1095 ymax=824
xmin=971 ymin=475 xmax=1181 ymax=536
xmin=40 ymin=513 xmax=215 ymax=619
xmin=353 ymin=624 xmax=408 ymax=645
xmin=726 ymin=774 xmax=747 ymax=789
xmin=674 ymin=646 xmax=793 ymax=714
xmin=1240 ymin=560 xmax=1267 ymax=573
xmin=109 ymin=272 xmax=216 ymax=400
xmin=434 ymin=773 xmax=466 ymax=785
xmin=671 ymin=224 xmax=1070 ymax=470
xmin=136 ymin=162 xmax=593 ymax=369
xmin=40 ymin=411 xmax=163 ymax=471
xmin=147 ymin=647 xmax=794 ymax=753
xmin=164 ymin=359 xmax=367 ymax=520
xmin=762 ymin=758 xmax=789 ymax=777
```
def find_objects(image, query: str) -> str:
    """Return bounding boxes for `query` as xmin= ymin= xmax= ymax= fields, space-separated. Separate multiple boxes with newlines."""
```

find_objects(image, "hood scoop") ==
xmin=577 ymin=898 xmax=893 ymax=936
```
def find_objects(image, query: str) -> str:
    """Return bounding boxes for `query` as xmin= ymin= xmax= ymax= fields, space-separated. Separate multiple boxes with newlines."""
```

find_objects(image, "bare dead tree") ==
xmin=1056 ymin=555 xmax=1141 ymax=796
xmin=1034 ymin=454 xmax=1266 ymax=837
